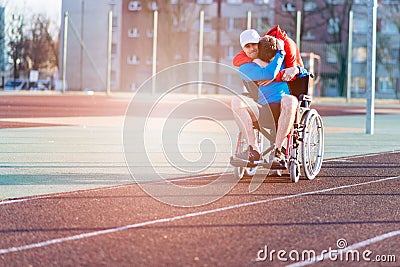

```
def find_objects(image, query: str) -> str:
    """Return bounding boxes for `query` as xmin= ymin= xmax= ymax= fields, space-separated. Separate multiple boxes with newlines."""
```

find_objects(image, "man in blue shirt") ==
xmin=231 ymin=29 xmax=303 ymax=165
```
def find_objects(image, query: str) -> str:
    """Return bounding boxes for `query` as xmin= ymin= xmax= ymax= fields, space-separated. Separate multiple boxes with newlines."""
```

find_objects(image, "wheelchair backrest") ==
xmin=287 ymin=74 xmax=313 ymax=99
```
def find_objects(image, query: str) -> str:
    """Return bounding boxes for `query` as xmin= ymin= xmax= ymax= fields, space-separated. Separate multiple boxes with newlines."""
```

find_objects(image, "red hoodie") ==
xmin=233 ymin=25 xmax=304 ymax=81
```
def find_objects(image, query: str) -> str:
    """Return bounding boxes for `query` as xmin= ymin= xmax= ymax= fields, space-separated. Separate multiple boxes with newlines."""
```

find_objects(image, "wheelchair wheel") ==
xmin=289 ymin=160 xmax=300 ymax=183
xmin=301 ymin=109 xmax=324 ymax=180
xmin=233 ymin=166 xmax=257 ymax=179
xmin=232 ymin=127 xmax=272 ymax=179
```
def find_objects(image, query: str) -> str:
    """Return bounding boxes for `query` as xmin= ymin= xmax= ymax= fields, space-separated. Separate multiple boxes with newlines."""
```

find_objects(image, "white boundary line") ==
xmin=1 ymin=151 xmax=397 ymax=206
xmin=0 ymin=175 xmax=399 ymax=255
xmin=287 ymin=230 xmax=400 ymax=267
xmin=0 ymin=173 xmax=221 ymax=206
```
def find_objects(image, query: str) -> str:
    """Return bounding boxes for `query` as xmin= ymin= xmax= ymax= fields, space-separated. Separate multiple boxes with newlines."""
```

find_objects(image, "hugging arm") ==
xmin=239 ymin=51 xmax=285 ymax=82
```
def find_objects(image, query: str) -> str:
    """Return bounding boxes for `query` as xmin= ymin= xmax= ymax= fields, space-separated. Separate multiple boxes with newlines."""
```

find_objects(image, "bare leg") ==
xmin=275 ymin=95 xmax=298 ymax=149
xmin=231 ymin=96 xmax=260 ymax=152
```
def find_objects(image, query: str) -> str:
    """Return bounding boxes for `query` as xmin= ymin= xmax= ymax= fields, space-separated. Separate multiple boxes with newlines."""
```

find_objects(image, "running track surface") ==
xmin=0 ymin=152 xmax=399 ymax=266
xmin=0 ymin=95 xmax=399 ymax=266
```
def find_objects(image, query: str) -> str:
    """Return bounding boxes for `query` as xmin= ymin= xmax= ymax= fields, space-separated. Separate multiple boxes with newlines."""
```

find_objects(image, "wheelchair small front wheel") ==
xmin=233 ymin=167 xmax=245 ymax=179
xmin=289 ymin=160 xmax=300 ymax=183
xmin=233 ymin=166 xmax=258 ymax=179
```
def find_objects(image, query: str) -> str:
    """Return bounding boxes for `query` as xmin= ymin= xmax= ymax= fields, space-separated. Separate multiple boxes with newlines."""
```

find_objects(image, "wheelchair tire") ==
xmin=233 ymin=166 xmax=258 ymax=179
xmin=233 ymin=167 xmax=245 ymax=179
xmin=289 ymin=160 xmax=300 ymax=183
xmin=301 ymin=109 xmax=324 ymax=180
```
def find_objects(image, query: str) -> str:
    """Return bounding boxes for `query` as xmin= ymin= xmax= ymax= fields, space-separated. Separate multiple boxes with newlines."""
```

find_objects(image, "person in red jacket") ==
xmin=231 ymin=29 xmax=301 ymax=167
xmin=233 ymin=25 xmax=303 ymax=82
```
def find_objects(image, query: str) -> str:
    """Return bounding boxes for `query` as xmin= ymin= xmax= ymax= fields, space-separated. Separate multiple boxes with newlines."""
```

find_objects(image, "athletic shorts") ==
xmin=258 ymin=102 xmax=281 ymax=130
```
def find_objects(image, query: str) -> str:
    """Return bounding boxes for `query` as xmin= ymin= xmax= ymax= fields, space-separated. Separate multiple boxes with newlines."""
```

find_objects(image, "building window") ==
xmin=254 ymin=0 xmax=270 ymax=4
xmin=381 ymin=20 xmax=399 ymax=34
xmin=203 ymin=18 xmax=212 ymax=32
xmin=225 ymin=46 xmax=235 ymax=60
xmin=227 ymin=17 xmax=244 ymax=32
xmin=174 ymin=53 xmax=183 ymax=60
xmin=326 ymin=45 xmax=338 ymax=63
xmin=325 ymin=0 xmax=345 ymax=5
xmin=128 ymin=1 xmax=142 ymax=11
xmin=378 ymin=77 xmax=394 ymax=93
xmin=147 ymin=29 xmax=153 ymax=38
xmin=227 ymin=0 xmax=243 ymax=4
xmin=353 ymin=17 xmax=367 ymax=33
xmin=383 ymin=0 xmax=399 ymax=4
xmin=112 ymin=16 xmax=118 ymax=28
xmin=252 ymin=17 xmax=269 ymax=32
xmin=147 ymin=1 xmax=158 ymax=10
xmin=353 ymin=47 xmax=367 ymax=62
xmin=197 ymin=0 xmax=212 ymax=4
xmin=282 ymin=2 xmax=296 ymax=12
xmin=127 ymin=55 xmax=139 ymax=65
xmin=130 ymin=82 xmax=137 ymax=91
xmin=327 ymin=18 xmax=339 ymax=34
xmin=380 ymin=47 xmax=399 ymax=64
xmin=353 ymin=77 xmax=366 ymax=93
xmin=304 ymin=1 xmax=317 ymax=11
xmin=203 ymin=47 xmax=214 ymax=61
xmin=303 ymin=30 xmax=315 ymax=40
xmin=111 ymin=44 xmax=117 ymax=54
xmin=128 ymin=27 xmax=139 ymax=38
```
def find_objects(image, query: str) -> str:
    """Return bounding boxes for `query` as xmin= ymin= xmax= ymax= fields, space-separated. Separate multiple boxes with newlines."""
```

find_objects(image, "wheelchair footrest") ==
xmin=230 ymin=156 xmax=262 ymax=168
xmin=230 ymin=156 xmax=287 ymax=170
xmin=270 ymin=161 xmax=288 ymax=170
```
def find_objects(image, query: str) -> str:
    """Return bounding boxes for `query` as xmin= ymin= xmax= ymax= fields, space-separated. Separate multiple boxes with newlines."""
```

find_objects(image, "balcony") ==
xmin=128 ymin=1 xmax=142 ymax=11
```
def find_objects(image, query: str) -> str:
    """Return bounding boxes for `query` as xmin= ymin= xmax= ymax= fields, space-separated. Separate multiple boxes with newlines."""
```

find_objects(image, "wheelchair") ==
xmin=230 ymin=74 xmax=324 ymax=182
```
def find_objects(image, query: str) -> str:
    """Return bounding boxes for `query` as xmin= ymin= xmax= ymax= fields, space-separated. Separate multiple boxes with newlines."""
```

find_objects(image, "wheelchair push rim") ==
xmin=301 ymin=109 xmax=324 ymax=180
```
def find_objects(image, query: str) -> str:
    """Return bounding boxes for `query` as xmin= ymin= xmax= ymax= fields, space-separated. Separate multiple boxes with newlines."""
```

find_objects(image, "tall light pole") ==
xmin=80 ymin=0 xmax=84 ymax=91
xmin=366 ymin=0 xmax=377 ymax=135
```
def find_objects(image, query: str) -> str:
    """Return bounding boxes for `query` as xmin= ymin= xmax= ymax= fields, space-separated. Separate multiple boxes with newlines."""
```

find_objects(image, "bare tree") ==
xmin=317 ymin=0 xmax=353 ymax=96
xmin=0 ymin=5 xmax=6 ymax=73
xmin=25 ymin=14 xmax=58 ymax=72
xmin=273 ymin=0 xmax=323 ymax=38
xmin=8 ymin=14 xmax=27 ymax=79
xmin=376 ymin=2 xmax=400 ymax=98
xmin=157 ymin=0 xmax=197 ymax=69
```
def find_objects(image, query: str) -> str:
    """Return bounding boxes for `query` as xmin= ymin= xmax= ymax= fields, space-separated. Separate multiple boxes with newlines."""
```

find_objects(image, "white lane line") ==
xmin=287 ymin=229 xmax=400 ymax=267
xmin=0 ymin=174 xmax=221 ymax=206
xmin=324 ymin=150 xmax=399 ymax=162
xmin=0 ymin=175 xmax=399 ymax=255
xmin=1 ymin=150 xmax=397 ymax=206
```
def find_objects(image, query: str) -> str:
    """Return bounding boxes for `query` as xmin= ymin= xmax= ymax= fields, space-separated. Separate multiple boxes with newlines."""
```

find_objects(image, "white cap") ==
xmin=240 ymin=29 xmax=260 ymax=48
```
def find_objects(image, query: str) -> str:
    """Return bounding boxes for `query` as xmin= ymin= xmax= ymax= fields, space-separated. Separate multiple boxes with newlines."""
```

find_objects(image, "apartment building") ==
xmin=61 ymin=0 xmax=274 ymax=91
xmin=61 ymin=0 xmax=122 ymax=91
xmin=0 ymin=6 xmax=5 ymax=73
xmin=61 ymin=0 xmax=399 ymax=97
xmin=274 ymin=0 xmax=399 ymax=97
xmin=120 ymin=0 xmax=274 ymax=92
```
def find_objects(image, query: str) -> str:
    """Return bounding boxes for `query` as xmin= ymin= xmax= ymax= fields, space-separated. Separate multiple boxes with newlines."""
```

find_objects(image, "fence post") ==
xmin=62 ymin=12 xmax=69 ymax=94
xmin=296 ymin=10 xmax=301 ymax=51
xmin=346 ymin=10 xmax=353 ymax=103
xmin=198 ymin=10 xmax=204 ymax=97
xmin=106 ymin=10 xmax=112 ymax=95
xmin=247 ymin=11 xmax=252 ymax=29
xmin=366 ymin=0 xmax=377 ymax=135
xmin=152 ymin=10 xmax=158 ymax=95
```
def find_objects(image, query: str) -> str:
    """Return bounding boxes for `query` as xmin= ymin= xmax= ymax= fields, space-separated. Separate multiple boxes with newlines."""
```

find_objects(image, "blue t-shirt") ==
xmin=239 ymin=51 xmax=290 ymax=104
